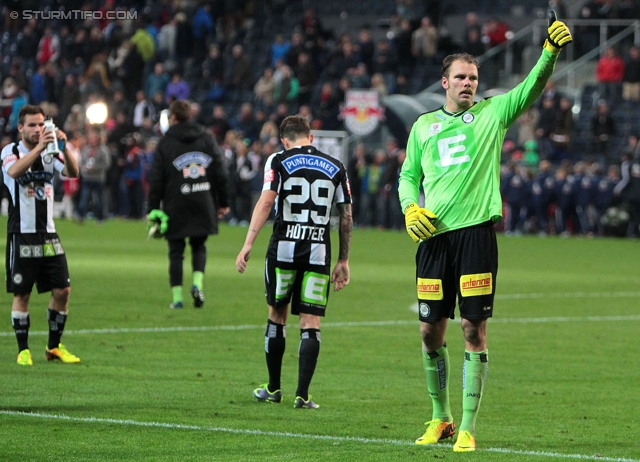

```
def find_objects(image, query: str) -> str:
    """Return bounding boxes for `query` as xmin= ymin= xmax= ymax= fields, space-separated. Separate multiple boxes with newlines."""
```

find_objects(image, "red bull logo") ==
xmin=341 ymin=90 xmax=384 ymax=137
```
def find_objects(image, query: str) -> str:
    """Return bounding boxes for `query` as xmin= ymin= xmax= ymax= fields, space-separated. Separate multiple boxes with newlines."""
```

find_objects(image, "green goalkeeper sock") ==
xmin=459 ymin=349 xmax=489 ymax=435
xmin=193 ymin=271 xmax=204 ymax=291
xmin=171 ymin=286 xmax=183 ymax=304
xmin=422 ymin=344 xmax=452 ymax=422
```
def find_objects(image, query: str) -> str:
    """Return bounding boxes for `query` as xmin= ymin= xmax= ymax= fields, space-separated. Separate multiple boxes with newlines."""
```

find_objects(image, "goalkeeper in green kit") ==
xmin=398 ymin=13 xmax=572 ymax=452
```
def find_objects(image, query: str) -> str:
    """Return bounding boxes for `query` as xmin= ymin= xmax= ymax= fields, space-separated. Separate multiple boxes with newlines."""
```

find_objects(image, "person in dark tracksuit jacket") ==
xmin=573 ymin=162 xmax=598 ymax=235
xmin=501 ymin=162 xmax=530 ymax=235
xmin=147 ymin=100 xmax=230 ymax=309
xmin=530 ymin=160 xmax=555 ymax=235
xmin=554 ymin=165 xmax=578 ymax=236
xmin=614 ymin=152 xmax=640 ymax=237
xmin=594 ymin=165 xmax=619 ymax=235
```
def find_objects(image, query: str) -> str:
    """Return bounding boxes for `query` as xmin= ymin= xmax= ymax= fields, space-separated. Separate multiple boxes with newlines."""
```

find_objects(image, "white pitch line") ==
xmin=1 ymin=314 xmax=639 ymax=338
xmin=495 ymin=292 xmax=640 ymax=300
xmin=0 ymin=291 xmax=638 ymax=338
xmin=0 ymin=410 xmax=637 ymax=462
xmin=0 ymin=321 xmax=416 ymax=338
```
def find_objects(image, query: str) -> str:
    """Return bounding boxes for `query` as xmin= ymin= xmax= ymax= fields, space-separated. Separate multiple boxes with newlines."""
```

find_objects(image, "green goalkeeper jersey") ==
xmin=399 ymin=49 xmax=558 ymax=236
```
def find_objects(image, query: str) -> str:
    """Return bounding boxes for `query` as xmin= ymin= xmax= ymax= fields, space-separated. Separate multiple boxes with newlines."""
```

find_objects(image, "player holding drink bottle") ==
xmin=1 ymin=105 xmax=80 ymax=365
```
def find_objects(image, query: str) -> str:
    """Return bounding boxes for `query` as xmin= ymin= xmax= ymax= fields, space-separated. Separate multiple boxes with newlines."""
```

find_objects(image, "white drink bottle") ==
xmin=43 ymin=118 xmax=59 ymax=155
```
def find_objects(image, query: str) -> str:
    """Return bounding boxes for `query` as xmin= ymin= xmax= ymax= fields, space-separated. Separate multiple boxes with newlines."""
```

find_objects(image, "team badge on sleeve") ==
xmin=264 ymin=169 xmax=274 ymax=183
xmin=3 ymin=154 xmax=17 ymax=166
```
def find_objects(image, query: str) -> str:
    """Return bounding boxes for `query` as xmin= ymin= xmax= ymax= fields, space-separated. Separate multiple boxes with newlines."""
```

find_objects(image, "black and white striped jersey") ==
xmin=263 ymin=145 xmax=351 ymax=266
xmin=1 ymin=141 xmax=65 ymax=233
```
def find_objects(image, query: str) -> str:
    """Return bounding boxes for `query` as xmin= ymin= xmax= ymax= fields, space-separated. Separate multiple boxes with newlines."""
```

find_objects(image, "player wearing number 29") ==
xmin=236 ymin=115 xmax=352 ymax=409
xmin=398 ymin=13 xmax=572 ymax=452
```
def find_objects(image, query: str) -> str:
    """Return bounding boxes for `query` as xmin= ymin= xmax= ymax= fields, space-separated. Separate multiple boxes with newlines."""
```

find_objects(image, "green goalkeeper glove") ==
xmin=147 ymin=209 xmax=169 ymax=239
xmin=404 ymin=203 xmax=437 ymax=243
xmin=544 ymin=10 xmax=572 ymax=54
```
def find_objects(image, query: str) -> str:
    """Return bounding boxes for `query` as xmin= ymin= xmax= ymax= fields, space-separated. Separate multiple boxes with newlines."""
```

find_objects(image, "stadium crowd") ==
xmin=0 ymin=0 xmax=639 ymax=237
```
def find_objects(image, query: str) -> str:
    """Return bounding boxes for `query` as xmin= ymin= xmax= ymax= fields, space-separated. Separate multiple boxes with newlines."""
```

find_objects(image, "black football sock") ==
xmin=47 ymin=308 xmax=68 ymax=350
xmin=296 ymin=328 xmax=321 ymax=401
xmin=12 ymin=311 xmax=30 ymax=352
xmin=265 ymin=320 xmax=286 ymax=392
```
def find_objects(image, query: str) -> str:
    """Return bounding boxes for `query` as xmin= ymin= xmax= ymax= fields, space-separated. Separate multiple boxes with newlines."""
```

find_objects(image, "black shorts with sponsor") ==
xmin=264 ymin=258 xmax=331 ymax=317
xmin=6 ymin=233 xmax=70 ymax=294
xmin=415 ymin=221 xmax=497 ymax=322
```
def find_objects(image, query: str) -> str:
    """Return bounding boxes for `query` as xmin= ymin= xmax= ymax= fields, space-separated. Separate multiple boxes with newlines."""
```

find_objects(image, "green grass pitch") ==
xmin=0 ymin=219 xmax=638 ymax=461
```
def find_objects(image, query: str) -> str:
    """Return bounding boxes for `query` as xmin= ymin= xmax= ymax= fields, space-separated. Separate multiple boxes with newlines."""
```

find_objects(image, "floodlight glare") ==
xmin=159 ymin=109 xmax=170 ymax=134
xmin=86 ymin=103 xmax=108 ymax=125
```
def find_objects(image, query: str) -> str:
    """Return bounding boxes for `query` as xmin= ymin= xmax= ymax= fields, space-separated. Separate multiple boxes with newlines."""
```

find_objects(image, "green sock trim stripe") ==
xmin=464 ymin=351 xmax=488 ymax=362
xmin=427 ymin=349 xmax=439 ymax=359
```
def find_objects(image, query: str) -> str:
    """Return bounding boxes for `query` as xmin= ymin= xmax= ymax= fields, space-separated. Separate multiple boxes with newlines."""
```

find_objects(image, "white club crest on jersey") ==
xmin=462 ymin=113 xmax=474 ymax=124
xmin=429 ymin=123 xmax=442 ymax=136
xmin=34 ymin=186 xmax=47 ymax=200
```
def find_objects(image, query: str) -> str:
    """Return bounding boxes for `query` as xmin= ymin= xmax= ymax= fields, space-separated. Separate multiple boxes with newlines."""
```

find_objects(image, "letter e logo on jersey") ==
xmin=430 ymin=123 xmax=442 ymax=136
xmin=436 ymin=135 xmax=470 ymax=167
xmin=417 ymin=278 xmax=443 ymax=300
xmin=460 ymin=273 xmax=492 ymax=297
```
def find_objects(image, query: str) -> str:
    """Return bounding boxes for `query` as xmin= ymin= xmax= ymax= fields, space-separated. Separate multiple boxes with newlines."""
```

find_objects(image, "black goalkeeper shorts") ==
xmin=415 ymin=221 xmax=497 ymax=322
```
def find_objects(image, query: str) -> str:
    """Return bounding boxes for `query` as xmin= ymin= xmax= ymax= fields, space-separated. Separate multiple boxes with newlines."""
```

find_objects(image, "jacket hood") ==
xmin=166 ymin=122 xmax=205 ymax=143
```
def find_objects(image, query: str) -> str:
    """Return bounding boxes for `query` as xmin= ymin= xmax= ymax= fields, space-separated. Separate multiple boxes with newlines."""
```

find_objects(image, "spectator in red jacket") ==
xmin=481 ymin=17 xmax=510 ymax=88
xmin=482 ymin=18 xmax=509 ymax=48
xmin=596 ymin=46 xmax=625 ymax=105
xmin=36 ymin=26 xmax=60 ymax=65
